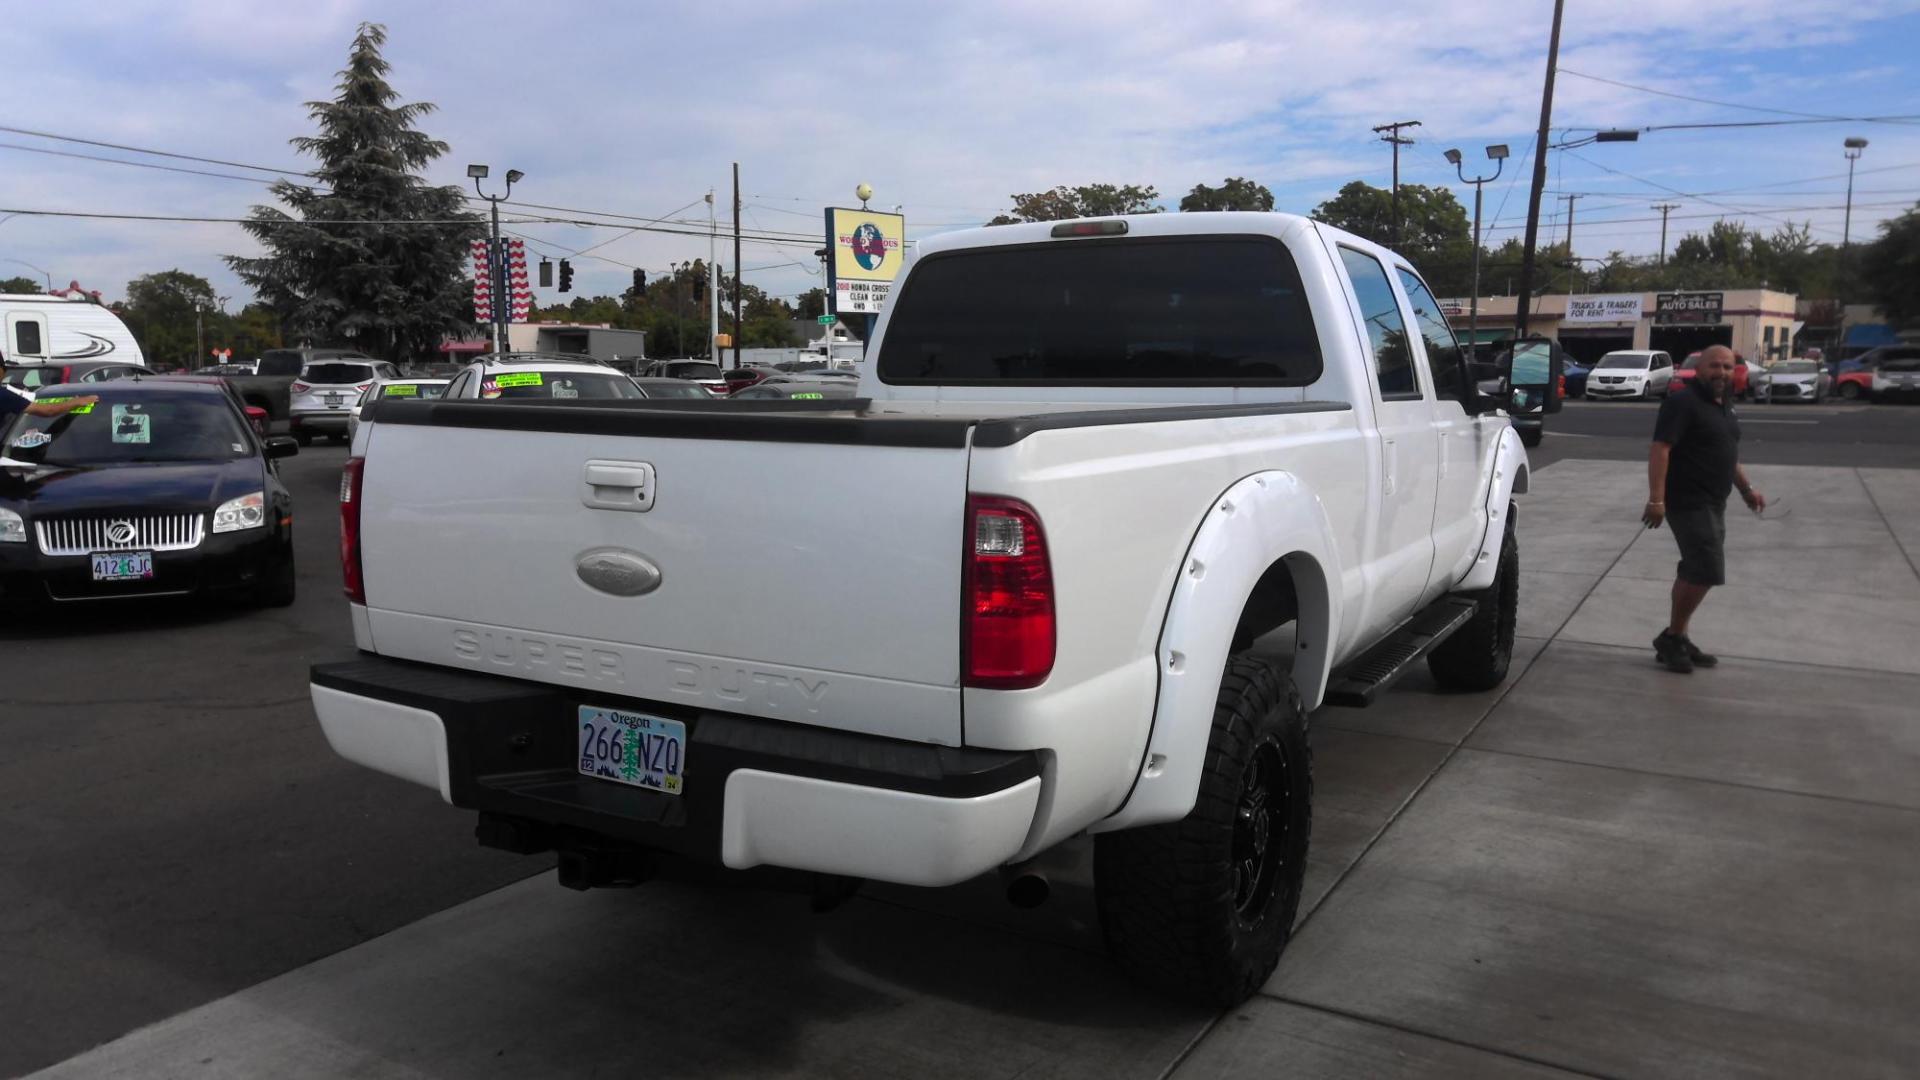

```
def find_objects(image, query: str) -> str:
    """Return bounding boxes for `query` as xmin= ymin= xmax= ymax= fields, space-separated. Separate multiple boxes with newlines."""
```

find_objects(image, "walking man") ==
xmin=1641 ymin=344 xmax=1765 ymax=673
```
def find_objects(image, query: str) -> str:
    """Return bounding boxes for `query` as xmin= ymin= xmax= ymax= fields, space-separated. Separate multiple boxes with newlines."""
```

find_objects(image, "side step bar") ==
xmin=1323 ymin=596 xmax=1479 ymax=707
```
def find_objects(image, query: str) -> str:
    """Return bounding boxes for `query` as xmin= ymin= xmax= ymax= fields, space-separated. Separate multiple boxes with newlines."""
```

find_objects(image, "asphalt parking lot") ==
xmin=7 ymin=425 xmax=1920 ymax=1078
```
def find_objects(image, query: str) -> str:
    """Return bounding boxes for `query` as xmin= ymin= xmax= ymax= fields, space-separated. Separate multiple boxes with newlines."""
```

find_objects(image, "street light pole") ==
xmin=1447 ymin=145 xmax=1509 ymax=361
xmin=469 ymin=163 xmax=524 ymax=355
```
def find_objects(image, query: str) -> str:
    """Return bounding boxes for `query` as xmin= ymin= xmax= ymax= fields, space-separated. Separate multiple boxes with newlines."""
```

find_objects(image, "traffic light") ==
xmin=632 ymin=269 xmax=646 ymax=295
xmin=538 ymin=259 xmax=553 ymax=288
xmin=558 ymin=259 xmax=573 ymax=293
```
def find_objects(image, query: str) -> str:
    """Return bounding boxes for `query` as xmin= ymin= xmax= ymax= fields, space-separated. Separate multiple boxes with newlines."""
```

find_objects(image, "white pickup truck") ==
xmin=313 ymin=211 xmax=1537 ymax=1005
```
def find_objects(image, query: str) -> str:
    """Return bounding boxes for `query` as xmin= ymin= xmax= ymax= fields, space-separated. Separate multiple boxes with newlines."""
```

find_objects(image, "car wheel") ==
xmin=255 ymin=551 xmax=297 ymax=608
xmin=1095 ymin=655 xmax=1311 ymax=1007
xmin=1428 ymin=503 xmax=1518 ymax=691
xmin=295 ymin=430 xmax=314 ymax=447
xmin=1838 ymin=382 xmax=1861 ymax=400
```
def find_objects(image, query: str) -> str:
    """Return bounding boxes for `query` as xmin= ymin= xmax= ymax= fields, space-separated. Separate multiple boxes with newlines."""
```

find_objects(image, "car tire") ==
xmin=1427 ymin=503 xmax=1518 ymax=691
xmin=294 ymin=430 xmax=314 ymax=447
xmin=1839 ymin=382 xmax=1861 ymax=400
xmin=1095 ymin=655 xmax=1312 ymax=1008
xmin=1519 ymin=427 xmax=1542 ymax=448
xmin=255 ymin=551 xmax=297 ymax=608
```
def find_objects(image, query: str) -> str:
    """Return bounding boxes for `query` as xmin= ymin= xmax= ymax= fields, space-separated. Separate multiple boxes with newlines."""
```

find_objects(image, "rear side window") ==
xmin=258 ymin=351 xmax=305 ymax=377
xmin=877 ymin=236 xmax=1323 ymax=385
xmin=663 ymin=363 xmax=721 ymax=379
xmin=1339 ymin=248 xmax=1418 ymax=399
xmin=1394 ymin=268 xmax=1462 ymax=399
xmin=304 ymin=363 xmax=375 ymax=384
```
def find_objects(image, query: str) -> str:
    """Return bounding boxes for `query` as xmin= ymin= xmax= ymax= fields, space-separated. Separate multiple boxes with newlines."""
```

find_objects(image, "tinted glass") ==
xmin=304 ymin=362 xmax=376 ymax=384
xmin=14 ymin=321 xmax=43 ymax=356
xmin=371 ymin=382 xmax=448 ymax=402
xmin=4 ymin=366 xmax=61 ymax=389
xmin=1395 ymin=268 xmax=1462 ymax=398
xmin=1339 ymin=247 xmax=1416 ymax=398
xmin=1596 ymin=353 xmax=1651 ymax=369
xmin=479 ymin=372 xmax=645 ymax=399
xmin=258 ymin=351 xmax=305 ymax=376
xmin=634 ymin=382 xmax=710 ymax=399
xmin=662 ymin=363 xmax=723 ymax=379
xmin=878 ymin=237 xmax=1322 ymax=385
xmin=4 ymin=393 xmax=250 ymax=465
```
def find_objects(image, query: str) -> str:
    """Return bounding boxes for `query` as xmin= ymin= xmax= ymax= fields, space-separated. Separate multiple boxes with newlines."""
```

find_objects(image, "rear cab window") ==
xmin=478 ymin=371 xmax=644 ymax=400
xmin=877 ymin=236 xmax=1322 ymax=386
xmin=304 ymin=362 xmax=376 ymax=385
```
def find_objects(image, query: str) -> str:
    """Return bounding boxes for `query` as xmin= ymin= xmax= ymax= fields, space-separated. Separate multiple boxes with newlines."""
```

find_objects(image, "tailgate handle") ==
xmin=583 ymin=460 xmax=656 ymax=512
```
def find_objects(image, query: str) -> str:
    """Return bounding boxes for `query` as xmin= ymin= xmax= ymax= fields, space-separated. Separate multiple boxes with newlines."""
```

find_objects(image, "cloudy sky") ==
xmin=4 ymin=0 xmax=1917 ymax=310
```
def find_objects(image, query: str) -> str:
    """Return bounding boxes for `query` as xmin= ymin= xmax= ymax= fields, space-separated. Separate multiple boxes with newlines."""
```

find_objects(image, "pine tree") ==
xmin=227 ymin=23 xmax=481 ymax=364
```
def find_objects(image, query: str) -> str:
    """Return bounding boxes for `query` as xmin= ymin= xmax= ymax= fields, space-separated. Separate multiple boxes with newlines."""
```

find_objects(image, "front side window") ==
xmin=1339 ymin=248 xmax=1417 ymax=399
xmin=1395 ymin=268 xmax=1463 ymax=399
xmin=878 ymin=236 xmax=1323 ymax=385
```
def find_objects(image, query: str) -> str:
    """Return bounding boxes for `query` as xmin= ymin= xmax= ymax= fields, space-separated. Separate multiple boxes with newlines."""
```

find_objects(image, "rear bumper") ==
xmin=289 ymin=410 xmax=351 ymax=433
xmin=310 ymin=656 xmax=1043 ymax=887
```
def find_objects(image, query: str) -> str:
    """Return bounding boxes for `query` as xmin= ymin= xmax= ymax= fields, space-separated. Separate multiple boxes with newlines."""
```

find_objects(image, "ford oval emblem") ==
xmin=575 ymin=548 xmax=662 ymax=597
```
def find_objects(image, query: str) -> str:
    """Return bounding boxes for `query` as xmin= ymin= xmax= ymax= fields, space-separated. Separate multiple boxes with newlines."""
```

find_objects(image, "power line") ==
xmin=1476 ymin=198 xmax=1915 ymax=233
xmin=0 ymin=141 xmax=311 ymax=186
xmin=1555 ymin=69 xmax=1920 ymax=125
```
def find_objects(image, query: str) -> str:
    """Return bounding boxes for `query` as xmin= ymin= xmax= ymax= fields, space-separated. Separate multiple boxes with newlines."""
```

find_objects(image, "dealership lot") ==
xmin=7 ymin=445 xmax=1920 ymax=1078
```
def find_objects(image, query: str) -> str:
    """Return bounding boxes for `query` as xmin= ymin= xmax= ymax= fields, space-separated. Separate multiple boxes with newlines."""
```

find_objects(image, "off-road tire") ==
xmin=255 ymin=551 xmax=296 ymax=608
xmin=1427 ymin=502 xmax=1518 ymax=691
xmin=1095 ymin=656 xmax=1312 ymax=1007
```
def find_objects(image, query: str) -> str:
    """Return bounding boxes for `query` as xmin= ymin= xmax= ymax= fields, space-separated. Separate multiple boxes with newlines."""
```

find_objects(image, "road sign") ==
xmin=817 ymin=315 xmax=835 ymax=324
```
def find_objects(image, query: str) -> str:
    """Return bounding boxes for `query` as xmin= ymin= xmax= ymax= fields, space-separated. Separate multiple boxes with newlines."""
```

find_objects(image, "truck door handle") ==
xmin=583 ymin=460 xmax=656 ymax=512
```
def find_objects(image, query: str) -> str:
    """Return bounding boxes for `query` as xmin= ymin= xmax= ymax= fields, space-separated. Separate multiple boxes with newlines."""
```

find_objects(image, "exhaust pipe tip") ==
xmin=1005 ymin=871 xmax=1050 ymax=909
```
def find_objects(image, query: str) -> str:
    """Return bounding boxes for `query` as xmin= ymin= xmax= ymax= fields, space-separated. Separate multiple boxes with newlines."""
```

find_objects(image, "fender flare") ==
xmin=1090 ymin=470 xmax=1344 ymax=834
xmin=1457 ymin=424 xmax=1530 ymax=592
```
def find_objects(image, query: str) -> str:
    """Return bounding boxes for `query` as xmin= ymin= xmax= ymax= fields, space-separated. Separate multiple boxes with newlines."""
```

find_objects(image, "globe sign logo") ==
xmin=850 ymin=223 xmax=888 ymax=271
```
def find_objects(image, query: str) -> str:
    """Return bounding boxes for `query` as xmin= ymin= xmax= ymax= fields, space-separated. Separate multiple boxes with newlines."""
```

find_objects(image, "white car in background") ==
xmin=348 ymin=377 xmax=450 ymax=441
xmin=1585 ymin=350 xmax=1675 ymax=400
xmin=1757 ymin=359 xmax=1829 ymax=403
xmin=290 ymin=357 xmax=402 ymax=445
xmin=439 ymin=354 xmax=650 ymax=403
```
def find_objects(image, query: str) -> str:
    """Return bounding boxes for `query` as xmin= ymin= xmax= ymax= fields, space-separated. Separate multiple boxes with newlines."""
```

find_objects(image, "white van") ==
xmin=0 ymin=293 xmax=147 ymax=370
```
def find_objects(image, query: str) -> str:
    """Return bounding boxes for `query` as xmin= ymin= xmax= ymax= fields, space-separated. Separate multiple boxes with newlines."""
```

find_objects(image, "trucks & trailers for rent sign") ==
xmin=826 ymin=207 xmax=905 ymax=315
xmin=1565 ymin=294 xmax=1643 ymax=323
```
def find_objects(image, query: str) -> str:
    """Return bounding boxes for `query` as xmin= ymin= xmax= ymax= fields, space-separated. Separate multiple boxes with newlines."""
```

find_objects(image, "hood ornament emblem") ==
xmin=575 ymin=548 xmax=662 ymax=597
xmin=107 ymin=520 xmax=138 ymax=545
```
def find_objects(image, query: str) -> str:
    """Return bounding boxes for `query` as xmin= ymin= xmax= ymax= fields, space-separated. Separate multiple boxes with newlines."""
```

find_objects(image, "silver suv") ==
xmin=290 ymin=357 xmax=399 ymax=444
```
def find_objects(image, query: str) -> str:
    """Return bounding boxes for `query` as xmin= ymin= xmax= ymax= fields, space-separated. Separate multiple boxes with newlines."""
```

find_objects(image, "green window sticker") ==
xmin=111 ymin=404 xmax=151 ymax=444
xmin=35 ymin=396 xmax=94 ymax=414
xmin=383 ymin=383 xmax=421 ymax=397
xmin=791 ymin=392 xmax=825 ymax=400
xmin=493 ymin=372 xmax=544 ymax=388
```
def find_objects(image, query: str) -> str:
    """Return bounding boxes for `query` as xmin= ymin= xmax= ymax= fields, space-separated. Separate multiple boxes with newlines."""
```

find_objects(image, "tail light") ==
xmin=291 ymin=381 xmax=312 ymax=393
xmin=965 ymin=495 xmax=1055 ymax=689
xmin=340 ymin=457 xmax=366 ymax=604
xmin=355 ymin=383 xmax=371 ymax=394
xmin=1557 ymin=374 xmax=1566 ymax=398
xmin=60 ymin=366 xmax=73 ymax=384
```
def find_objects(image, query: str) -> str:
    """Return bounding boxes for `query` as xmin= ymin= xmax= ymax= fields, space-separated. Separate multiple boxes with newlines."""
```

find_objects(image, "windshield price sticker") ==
xmin=493 ymin=372 xmax=544 ymax=388
xmin=383 ymin=383 xmax=421 ymax=397
xmin=111 ymin=405 xmax=152 ymax=445
xmin=34 ymin=396 xmax=94 ymax=414
xmin=11 ymin=430 xmax=52 ymax=449
xmin=791 ymin=392 xmax=825 ymax=399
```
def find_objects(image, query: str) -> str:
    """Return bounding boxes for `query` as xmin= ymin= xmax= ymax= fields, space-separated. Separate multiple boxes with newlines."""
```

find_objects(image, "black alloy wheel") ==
xmin=1231 ymin=739 xmax=1289 ymax=925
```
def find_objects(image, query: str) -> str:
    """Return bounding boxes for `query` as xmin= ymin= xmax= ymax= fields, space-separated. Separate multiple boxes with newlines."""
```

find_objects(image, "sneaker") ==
xmin=1678 ymin=636 xmax=1718 ymax=668
xmin=1652 ymin=631 xmax=1695 ymax=674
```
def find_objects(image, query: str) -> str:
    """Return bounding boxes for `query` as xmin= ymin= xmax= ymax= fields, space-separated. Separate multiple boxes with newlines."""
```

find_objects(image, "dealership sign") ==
xmin=825 ymin=207 xmax=906 ymax=315
xmin=1655 ymin=291 xmax=1725 ymax=325
xmin=1565 ymin=294 xmax=1643 ymax=323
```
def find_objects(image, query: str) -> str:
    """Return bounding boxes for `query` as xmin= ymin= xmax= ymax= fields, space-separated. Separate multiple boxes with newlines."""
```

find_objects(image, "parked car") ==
xmin=1756 ymin=359 xmax=1829 ymax=403
xmin=215 ymin=347 xmax=379 ymax=424
xmin=726 ymin=377 xmax=860 ymax=401
xmin=629 ymin=378 xmax=715 ymax=400
xmin=1839 ymin=346 xmax=1920 ymax=400
xmin=315 ymin=210 xmax=1540 ymax=1007
xmin=721 ymin=366 xmax=776 ymax=394
xmin=1586 ymin=350 xmax=1674 ymax=400
xmin=0 ymin=379 xmax=298 ymax=608
xmin=1871 ymin=356 xmax=1920 ymax=402
xmin=2 ymin=358 xmax=157 ymax=389
xmin=347 ymin=378 xmax=450 ymax=441
xmin=1561 ymin=357 xmax=1591 ymax=399
xmin=289 ymin=357 xmax=403 ymax=445
xmin=643 ymin=359 xmax=730 ymax=396
xmin=440 ymin=355 xmax=649 ymax=402
xmin=0 ymin=291 xmax=147 ymax=369
xmin=1672 ymin=351 xmax=1754 ymax=399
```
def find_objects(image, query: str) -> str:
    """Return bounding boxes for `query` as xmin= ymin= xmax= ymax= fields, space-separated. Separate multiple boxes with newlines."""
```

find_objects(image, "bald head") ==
xmin=1700 ymin=345 xmax=1734 ymax=365
xmin=1694 ymin=344 xmax=1735 ymax=398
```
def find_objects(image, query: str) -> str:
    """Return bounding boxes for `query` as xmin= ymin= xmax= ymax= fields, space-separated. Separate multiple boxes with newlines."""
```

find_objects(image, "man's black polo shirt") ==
xmin=1653 ymin=377 xmax=1740 ymax=508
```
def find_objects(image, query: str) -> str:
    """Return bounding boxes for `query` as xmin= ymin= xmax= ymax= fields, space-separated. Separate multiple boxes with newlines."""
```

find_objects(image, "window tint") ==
xmin=1339 ymin=248 xmax=1417 ymax=399
xmin=1395 ymin=268 xmax=1462 ymax=399
xmin=661 ymin=362 xmax=722 ymax=379
xmin=14 ymin=321 xmax=43 ymax=356
xmin=5 ymin=393 xmax=250 ymax=465
xmin=304 ymin=362 xmax=376 ymax=384
xmin=635 ymin=382 xmax=710 ymax=399
xmin=478 ymin=372 xmax=644 ymax=400
xmin=877 ymin=237 xmax=1323 ymax=385
xmin=257 ymin=350 xmax=305 ymax=377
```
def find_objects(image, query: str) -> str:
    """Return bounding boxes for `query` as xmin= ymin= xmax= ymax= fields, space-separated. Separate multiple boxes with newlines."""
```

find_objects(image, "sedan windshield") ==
xmin=479 ymin=371 xmax=645 ymax=399
xmin=1596 ymin=354 xmax=1651 ymax=370
xmin=5 ymin=395 xmax=251 ymax=465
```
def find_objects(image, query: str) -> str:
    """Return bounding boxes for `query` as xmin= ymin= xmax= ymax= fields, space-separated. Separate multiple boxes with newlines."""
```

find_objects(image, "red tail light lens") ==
xmin=965 ymin=495 xmax=1055 ymax=689
xmin=340 ymin=457 xmax=366 ymax=604
xmin=60 ymin=366 xmax=73 ymax=384
xmin=291 ymin=381 xmax=312 ymax=393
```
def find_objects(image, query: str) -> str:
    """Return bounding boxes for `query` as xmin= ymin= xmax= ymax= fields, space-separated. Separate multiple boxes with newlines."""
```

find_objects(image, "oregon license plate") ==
xmin=324 ymin=393 xmax=343 ymax=407
xmin=91 ymin=550 xmax=154 ymax=581
xmin=577 ymin=706 xmax=685 ymax=794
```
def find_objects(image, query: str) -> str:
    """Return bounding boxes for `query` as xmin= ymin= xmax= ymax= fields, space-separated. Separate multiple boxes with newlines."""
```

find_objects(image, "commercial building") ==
xmin=505 ymin=322 xmax=648 ymax=363
xmin=1440 ymin=289 xmax=1802 ymax=366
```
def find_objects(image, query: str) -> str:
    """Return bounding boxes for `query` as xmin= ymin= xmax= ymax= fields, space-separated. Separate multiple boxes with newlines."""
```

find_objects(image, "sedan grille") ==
xmin=36 ymin=514 xmax=207 ymax=556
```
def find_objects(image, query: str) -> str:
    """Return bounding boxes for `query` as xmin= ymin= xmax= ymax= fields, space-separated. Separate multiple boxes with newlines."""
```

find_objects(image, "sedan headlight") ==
xmin=0 ymin=507 xmax=25 ymax=544
xmin=212 ymin=491 xmax=267 ymax=533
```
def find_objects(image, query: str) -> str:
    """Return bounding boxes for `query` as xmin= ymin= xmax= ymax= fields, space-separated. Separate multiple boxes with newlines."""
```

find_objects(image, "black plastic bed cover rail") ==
xmin=365 ymin=397 xmax=1352 ymax=449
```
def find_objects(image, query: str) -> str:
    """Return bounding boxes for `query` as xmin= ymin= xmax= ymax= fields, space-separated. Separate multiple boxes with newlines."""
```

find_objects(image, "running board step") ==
xmin=1322 ymin=596 xmax=1479 ymax=707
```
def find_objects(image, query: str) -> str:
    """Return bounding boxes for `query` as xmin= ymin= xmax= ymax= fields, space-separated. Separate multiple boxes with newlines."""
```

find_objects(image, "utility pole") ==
xmin=731 ymin=162 xmax=742 ymax=368
xmin=1512 ymin=0 xmax=1566 ymax=342
xmin=707 ymin=190 xmax=719 ymax=365
xmin=1652 ymin=203 xmax=1680 ymax=266
xmin=194 ymin=301 xmax=205 ymax=371
xmin=1372 ymin=120 xmax=1422 ymax=247
xmin=1558 ymin=193 xmax=1582 ymax=292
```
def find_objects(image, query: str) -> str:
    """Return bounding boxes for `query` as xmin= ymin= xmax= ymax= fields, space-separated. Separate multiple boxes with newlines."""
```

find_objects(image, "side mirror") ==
xmin=265 ymin=436 xmax=300 ymax=459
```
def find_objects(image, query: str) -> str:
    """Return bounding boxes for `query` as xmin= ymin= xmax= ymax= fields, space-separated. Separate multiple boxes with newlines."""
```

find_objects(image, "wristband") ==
xmin=1646 ymin=501 xmax=1664 ymax=508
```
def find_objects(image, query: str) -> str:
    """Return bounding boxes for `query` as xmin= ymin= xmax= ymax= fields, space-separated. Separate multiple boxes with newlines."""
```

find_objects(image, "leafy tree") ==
xmin=794 ymin=287 xmax=827 ymax=320
xmin=1860 ymin=204 xmax=1920 ymax=323
xmin=227 ymin=23 xmax=482 ymax=365
xmin=1 ymin=276 xmax=41 ymax=294
xmin=119 ymin=270 xmax=219 ymax=367
xmin=1312 ymin=181 xmax=1474 ymax=294
xmin=1179 ymin=177 xmax=1275 ymax=213
xmin=988 ymin=183 xmax=1161 ymax=225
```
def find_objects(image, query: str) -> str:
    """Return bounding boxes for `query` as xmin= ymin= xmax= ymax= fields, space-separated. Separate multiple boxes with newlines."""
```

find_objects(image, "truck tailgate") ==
xmin=356 ymin=412 xmax=970 ymax=745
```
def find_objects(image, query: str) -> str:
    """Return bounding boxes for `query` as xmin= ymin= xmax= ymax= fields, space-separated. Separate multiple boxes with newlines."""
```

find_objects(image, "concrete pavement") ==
xmin=27 ymin=459 xmax=1920 ymax=1079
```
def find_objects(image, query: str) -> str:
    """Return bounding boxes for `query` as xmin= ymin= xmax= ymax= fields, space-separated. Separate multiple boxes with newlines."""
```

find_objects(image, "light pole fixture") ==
xmin=469 ymin=163 xmax=524 ymax=354
xmin=1839 ymin=136 xmax=1868 ymax=352
xmin=1449 ymin=144 xmax=1508 ymax=365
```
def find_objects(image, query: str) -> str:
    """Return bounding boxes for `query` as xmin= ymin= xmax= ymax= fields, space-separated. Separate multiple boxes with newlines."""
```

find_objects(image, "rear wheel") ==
xmin=1839 ymin=382 xmax=1862 ymax=400
xmin=294 ymin=430 xmax=314 ymax=447
xmin=1095 ymin=656 xmax=1312 ymax=1007
xmin=1428 ymin=503 xmax=1518 ymax=691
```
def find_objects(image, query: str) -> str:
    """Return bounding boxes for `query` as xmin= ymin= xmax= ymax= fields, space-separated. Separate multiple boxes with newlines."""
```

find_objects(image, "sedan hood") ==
xmin=0 ymin=458 xmax=263 ymax=515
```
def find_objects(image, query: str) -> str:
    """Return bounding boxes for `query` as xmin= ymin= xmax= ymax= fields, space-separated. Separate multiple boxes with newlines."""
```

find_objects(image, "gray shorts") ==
xmin=1668 ymin=502 xmax=1726 ymax=587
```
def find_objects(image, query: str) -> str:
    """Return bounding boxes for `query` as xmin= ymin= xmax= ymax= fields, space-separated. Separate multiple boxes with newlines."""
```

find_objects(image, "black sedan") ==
xmin=0 ymin=379 xmax=299 ymax=609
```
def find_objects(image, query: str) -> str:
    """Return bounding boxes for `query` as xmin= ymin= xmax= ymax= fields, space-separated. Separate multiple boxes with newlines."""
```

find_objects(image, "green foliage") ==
xmin=523 ymin=260 xmax=801 ymax=356
xmin=0 ymin=276 xmax=42 ymax=294
xmin=1857 ymin=206 xmax=1919 ymax=322
xmin=1179 ymin=177 xmax=1275 ymax=213
xmin=1311 ymin=181 xmax=1475 ymax=294
xmin=226 ymin=22 xmax=482 ymax=365
xmin=988 ymin=183 xmax=1162 ymax=225
xmin=794 ymin=288 xmax=827 ymax=320
xmin=117 ymin=273 xmax=284 ymax=367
